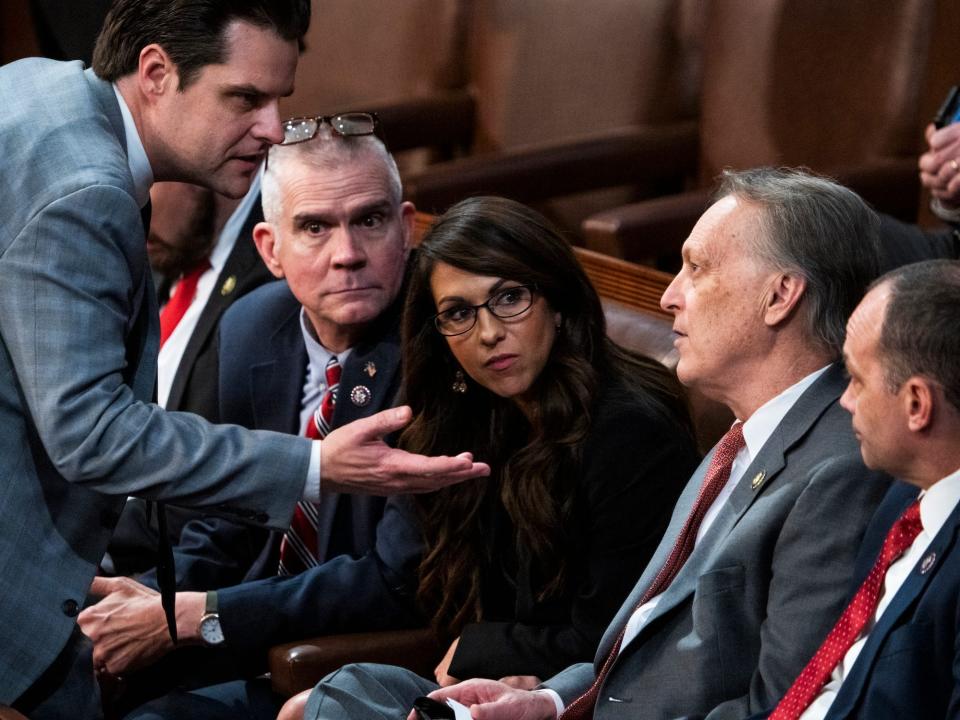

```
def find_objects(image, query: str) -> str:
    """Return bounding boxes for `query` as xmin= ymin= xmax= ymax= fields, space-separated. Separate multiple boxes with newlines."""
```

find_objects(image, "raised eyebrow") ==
xmin=350 ymin=201 xmax=393 ymax=222
xmin=437 ymin=278 xmax=510 ymax=308
xmin=291 ymin=211 xmax=333 ymax=227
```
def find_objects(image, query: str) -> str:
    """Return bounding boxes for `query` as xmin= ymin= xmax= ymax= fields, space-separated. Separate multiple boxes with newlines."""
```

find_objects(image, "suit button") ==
xmin=62 ymin=599 xmax=79 ymax=617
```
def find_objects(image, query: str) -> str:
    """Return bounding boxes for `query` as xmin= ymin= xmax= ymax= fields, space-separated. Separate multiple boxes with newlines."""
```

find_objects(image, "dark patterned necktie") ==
xmin=561 ymin=423 xmax=746 ymax=720
xmin=278 ymin=356 xmax=342 ymax=575
xmin=769 ymin=500 xmax=923 ymax=720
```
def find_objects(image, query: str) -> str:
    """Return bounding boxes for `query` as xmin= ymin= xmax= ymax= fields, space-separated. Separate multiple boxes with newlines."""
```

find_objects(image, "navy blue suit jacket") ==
xmin=820 ymin=480 xmax=960 ymax=719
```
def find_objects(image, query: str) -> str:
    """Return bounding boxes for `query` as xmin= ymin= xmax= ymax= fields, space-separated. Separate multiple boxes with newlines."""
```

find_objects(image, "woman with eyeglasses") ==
xmin=283 ymin=196 xmax=700 ymax=720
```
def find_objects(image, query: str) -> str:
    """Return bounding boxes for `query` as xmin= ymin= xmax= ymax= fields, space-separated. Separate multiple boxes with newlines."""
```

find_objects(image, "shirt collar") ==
xmin=299 ymin=308 xmax=353 ymax=385
xmin=112 ymin=84 xmax=154 ymax=208
xmin=739 ymin=365 xmax=831 ymax=463
xmin=919 ymin=465 xmax=960 ymax=538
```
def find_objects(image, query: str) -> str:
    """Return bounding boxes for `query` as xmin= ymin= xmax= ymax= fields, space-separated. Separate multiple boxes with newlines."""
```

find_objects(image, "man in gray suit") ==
xmin=305 ymin=168 xmax=891 ymax=720
xmin=0 ymin=1 xmax=486 ymax=717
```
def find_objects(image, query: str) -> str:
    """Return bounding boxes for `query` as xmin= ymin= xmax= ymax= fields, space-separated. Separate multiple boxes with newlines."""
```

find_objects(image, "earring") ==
xmin=451 ymin=370 xmax=468 ymax=394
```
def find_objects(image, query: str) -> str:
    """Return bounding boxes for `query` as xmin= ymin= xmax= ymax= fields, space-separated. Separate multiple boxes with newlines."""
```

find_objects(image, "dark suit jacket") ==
xmin=214 ymin=380 xmax=699 ymax=680
xmin=877 ymin=213 xmax=960 ymax=273
xmin=107 ymin=203 xmax=277 ymax=576
xmin=817 ymin=481 xmax=960 ymax=720
xmin=148 ymin=281 xmax=401 ymax=591
xmin=165 ymin=202 xmax=275 ymax=418
xmin=545 ymin=365 xmax=891 ymax=720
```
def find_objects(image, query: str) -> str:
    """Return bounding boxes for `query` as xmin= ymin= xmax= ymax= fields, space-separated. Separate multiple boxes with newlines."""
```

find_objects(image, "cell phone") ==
xmin=412 ymin=696 xmax=456 ymax=720
xmin=933 ymin=85 xmax=960 ymax=129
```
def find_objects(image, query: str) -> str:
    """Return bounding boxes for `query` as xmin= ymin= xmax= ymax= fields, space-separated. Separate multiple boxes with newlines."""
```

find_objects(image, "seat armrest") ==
xmin=406 ymin=121 xmax=699 ymax=212
xmin=268 ymin=628 xmax=443 ymax=697
xmin=582 ymin=189 xmax=713 ymax=263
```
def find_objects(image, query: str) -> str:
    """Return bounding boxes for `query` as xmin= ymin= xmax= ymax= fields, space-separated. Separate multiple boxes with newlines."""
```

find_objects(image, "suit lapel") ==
xmin=249 ymin=302 xmax=306 ymax=434
xmin=331 ymin=330 xmax=401 ymax=426
xmin=827 ymin=490 xmax=960 ymax=719
xmin=624 ymin=365 xmax=847 ymax=645
xmin=166 ymin=203 xmax=269 ymax=409
xmin=313 ymin=323 xmax=402 ymax=562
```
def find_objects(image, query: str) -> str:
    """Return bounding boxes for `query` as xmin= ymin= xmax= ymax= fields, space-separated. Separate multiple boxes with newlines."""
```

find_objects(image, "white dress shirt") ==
xmin=798 ymin=466 xmax=960 ymax=719
xmin=544 ymin=365 xmax=829 ymax=717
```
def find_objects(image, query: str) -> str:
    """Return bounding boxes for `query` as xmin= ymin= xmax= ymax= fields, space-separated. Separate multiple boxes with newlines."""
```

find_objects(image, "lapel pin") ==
xmin=364 ymin=361 xmax=377 ymax=378
xmin=220 ymin=275 xmax=237 ymax=296
xmin=750 ymin=471 xmax=766 ymax=491
xmin=350 ymin=385 xmax=372 ymax=407
xmin=920 ymin=551 xmax=936 ymax=575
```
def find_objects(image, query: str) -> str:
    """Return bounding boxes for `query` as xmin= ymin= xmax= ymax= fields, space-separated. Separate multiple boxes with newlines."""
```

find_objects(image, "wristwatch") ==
xmin=198 ymin=591 xmax=225 ymax=646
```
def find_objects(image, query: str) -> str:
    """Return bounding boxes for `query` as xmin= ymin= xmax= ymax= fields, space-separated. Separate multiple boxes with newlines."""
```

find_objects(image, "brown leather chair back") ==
xmin=281 ymin=0 xmax=466 ymax=117
xmin=464 ymin=0 xmax=702 ymax=153
xmin=698 ymin=0 xmax=933 ymax=182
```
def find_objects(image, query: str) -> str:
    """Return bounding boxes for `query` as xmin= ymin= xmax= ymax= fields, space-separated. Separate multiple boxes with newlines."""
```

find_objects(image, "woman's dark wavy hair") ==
xmin=400 ymin=196 xmax=692 ymax=638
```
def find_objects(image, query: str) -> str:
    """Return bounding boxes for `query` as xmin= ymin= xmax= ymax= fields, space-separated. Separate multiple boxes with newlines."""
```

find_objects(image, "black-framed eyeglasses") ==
xmin=432 ymin=285 xmax=537 ymax=337
xmin=279 ymin=112 xmax=384 ymax=146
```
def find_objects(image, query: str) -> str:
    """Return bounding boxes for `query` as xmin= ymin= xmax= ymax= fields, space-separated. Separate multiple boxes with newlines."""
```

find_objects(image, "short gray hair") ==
xmin=260 ymin=126 xmax=403 ymax=225
xmin=717 ymin=167 xmax=881 ymax=357
xmin=875 ymin=259 xmax=960 ymax=412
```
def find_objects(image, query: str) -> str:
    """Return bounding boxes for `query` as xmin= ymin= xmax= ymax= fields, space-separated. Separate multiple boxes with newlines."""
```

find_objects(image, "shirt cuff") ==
xmin=536 ymin=689 xmax=564 ymax=719
xmin=303 ymin=441 xmax=321 ymax=502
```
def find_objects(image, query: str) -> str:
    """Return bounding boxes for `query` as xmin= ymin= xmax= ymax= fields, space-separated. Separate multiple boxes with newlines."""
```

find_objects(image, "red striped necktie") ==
xmin=560 ymin=423 xmax=745 ymax=720
xmin=278 ymin=356 xmax=342 ymax=576
xmin=769 ymin=500 xmax=923 ymax=720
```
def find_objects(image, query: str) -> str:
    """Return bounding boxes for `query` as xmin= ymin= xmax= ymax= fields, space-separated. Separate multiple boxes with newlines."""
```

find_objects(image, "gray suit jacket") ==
xmin=545 ymin=364 xmax=890 ymax=719
xmin=0 ymin=58 xmax=309 ymax=703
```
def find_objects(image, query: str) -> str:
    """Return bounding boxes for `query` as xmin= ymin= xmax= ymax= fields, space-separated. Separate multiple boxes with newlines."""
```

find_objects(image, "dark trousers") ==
xmin=13 ymin=628 xmax=104 ymax=720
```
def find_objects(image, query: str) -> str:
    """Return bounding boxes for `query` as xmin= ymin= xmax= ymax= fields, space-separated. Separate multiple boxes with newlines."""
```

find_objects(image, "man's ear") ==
xmin=763 ymin=272 xmax=807 ymax=328
xmin=136 ymin=43 xmax=178 ymax=101
xmin=399 ymin=201 xmax=416 ymax=258
xmin=903 ymin=376 xmax=935 ymax=433
xmin=253 ymin=221 xmax=285 ymax=279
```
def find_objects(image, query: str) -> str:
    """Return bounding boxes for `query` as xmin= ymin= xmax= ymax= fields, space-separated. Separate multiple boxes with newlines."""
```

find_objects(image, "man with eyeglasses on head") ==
xmin=0 ymin=1 xmax=487 ymax=715
xmin=79 ymin=115 xmax=432 ymax=717
xmin=106 ymin=116 xmax=387 ymax=580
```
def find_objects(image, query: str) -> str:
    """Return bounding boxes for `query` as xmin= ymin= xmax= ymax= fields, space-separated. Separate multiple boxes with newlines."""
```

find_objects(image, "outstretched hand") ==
xmin=320 ymin=406 xmax=490 ymax=495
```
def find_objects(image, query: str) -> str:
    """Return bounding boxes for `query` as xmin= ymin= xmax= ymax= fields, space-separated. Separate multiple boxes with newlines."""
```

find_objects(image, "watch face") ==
xmin=199 ymin=615 xmax=224 ymax=645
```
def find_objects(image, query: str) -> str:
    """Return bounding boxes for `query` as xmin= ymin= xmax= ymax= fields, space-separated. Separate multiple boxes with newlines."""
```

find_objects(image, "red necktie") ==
xmin=158 ymin=258 xmax=211 ymax=347
xmin=769 ymin=500 xmax=923 ymax=720
xmin=278 ymin=357 xmax=342 ymax=576
xmin=561 ymin=423 xmax=746 ymax=720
